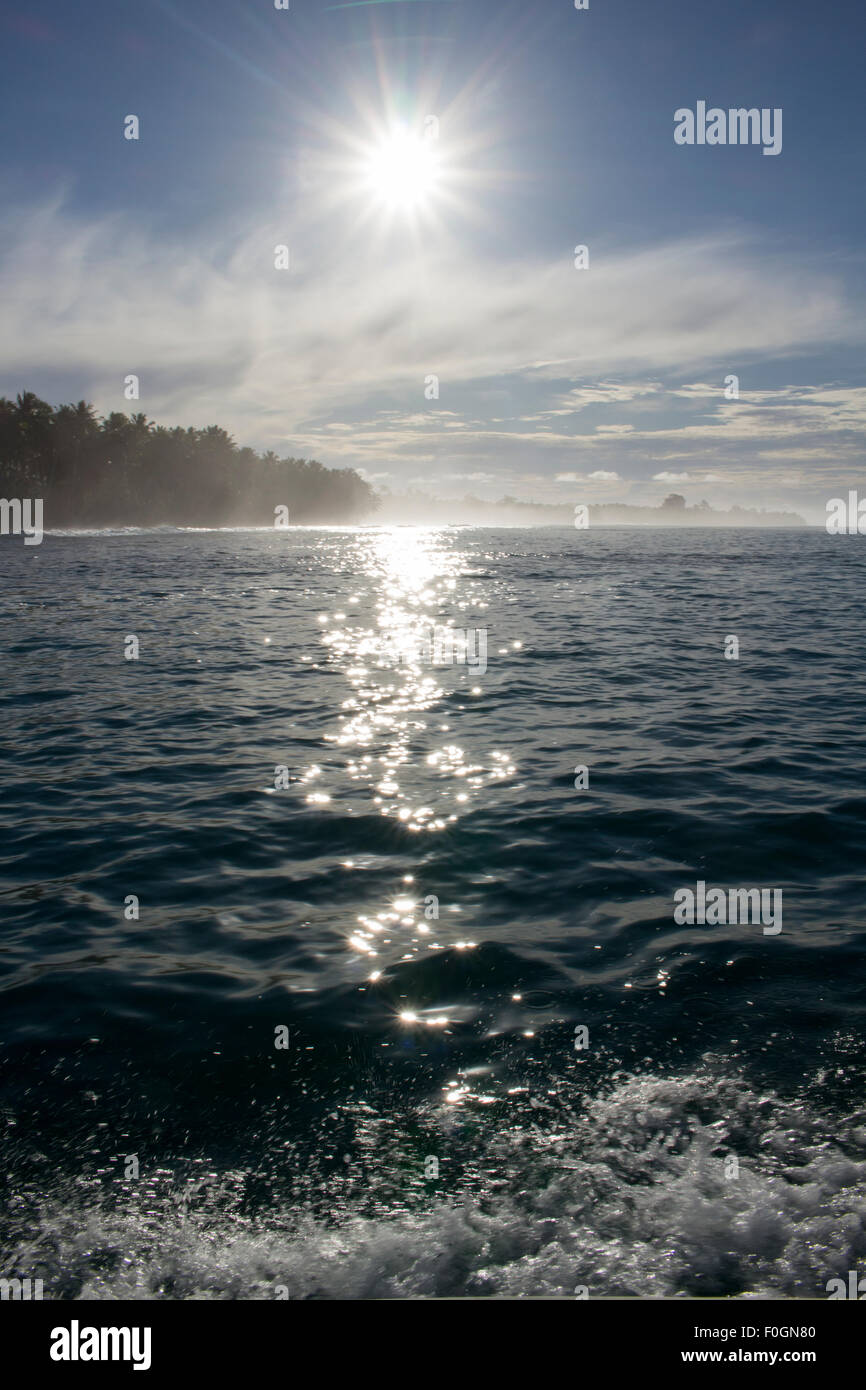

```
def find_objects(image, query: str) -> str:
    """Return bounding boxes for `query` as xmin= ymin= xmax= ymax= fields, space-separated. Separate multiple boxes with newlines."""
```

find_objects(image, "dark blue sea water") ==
xmin=2 ymin=525 xmax=865 ymax=1299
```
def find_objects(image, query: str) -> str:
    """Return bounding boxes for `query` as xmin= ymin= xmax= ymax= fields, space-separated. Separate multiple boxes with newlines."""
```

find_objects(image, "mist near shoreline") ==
xmin=369 ymin=493 xmax=807 ymax=528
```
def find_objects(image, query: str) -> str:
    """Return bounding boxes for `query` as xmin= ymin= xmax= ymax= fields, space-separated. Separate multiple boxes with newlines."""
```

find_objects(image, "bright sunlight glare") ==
xmin=364 ymin=127 xmax=440 ymax=211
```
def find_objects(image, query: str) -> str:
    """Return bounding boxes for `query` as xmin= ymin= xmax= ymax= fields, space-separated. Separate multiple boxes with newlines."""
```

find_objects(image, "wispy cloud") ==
xmin=2 ymin=201 xmax=859 ymax=428
xmin=3 ymin=200 xmax=864 ymax=518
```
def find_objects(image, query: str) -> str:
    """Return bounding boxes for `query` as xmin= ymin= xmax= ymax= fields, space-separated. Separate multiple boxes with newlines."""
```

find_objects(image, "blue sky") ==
xmin=2 ymin=0 xmax=865 ymax=518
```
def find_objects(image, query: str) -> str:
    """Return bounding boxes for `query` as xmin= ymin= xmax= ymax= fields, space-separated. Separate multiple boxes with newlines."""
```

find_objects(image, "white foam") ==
xmin=9 ymin=1071 xmax=866 ymax=1299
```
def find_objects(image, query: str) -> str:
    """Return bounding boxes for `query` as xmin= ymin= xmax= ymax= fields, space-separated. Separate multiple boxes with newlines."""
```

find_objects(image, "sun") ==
xmin=363 ymin=126 xmax=440 ymax=211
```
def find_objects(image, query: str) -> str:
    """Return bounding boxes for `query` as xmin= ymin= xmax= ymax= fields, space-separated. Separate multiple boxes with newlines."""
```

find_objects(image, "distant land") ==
xmin=0 ymin=393 xmax=805 ymax=529
xmin=371 ymin=490 xmax=807 ymax=528
xmin=0 ymin=392 xmax=376 ymax=527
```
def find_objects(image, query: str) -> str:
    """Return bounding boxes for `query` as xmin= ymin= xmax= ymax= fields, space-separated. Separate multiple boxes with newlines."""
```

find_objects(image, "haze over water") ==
xmin=1 ymin=525 xmax=865 ymax=1299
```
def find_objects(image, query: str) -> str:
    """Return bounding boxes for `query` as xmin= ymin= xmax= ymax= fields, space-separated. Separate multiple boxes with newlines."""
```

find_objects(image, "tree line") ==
xmin=0 ymin=392 xmax=377 ymax=526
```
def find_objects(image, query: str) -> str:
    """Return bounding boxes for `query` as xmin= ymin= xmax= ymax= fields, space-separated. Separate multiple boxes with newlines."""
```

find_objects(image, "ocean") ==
xmin=2 ymin=524 xmax=865 ymax=1299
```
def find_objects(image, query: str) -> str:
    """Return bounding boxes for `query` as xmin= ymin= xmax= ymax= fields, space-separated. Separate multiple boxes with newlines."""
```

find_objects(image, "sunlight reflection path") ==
xmin=319 ymin=527 xmax=512 ymax=831
xmin=304 ymin=527 xmax=517 ymax=978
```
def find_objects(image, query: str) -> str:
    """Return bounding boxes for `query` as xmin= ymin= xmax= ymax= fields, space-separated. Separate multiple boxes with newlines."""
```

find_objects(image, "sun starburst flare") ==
xmin=363 ymin=126 xmax=441 ymax=211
